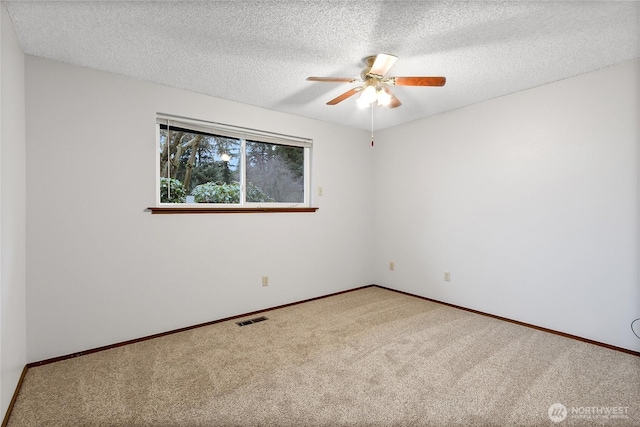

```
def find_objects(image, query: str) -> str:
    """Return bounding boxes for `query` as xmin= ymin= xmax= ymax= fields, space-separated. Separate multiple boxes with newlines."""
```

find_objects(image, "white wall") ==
xmin=0 ymin=3 xmax=27 ymax=418
xmin=25 ymin=56 xmax=374 ymax=362
xmin=22 ymin=53 xmax=640 ymax=361
xmin=374 ymin=60 xmax=640 ymax=352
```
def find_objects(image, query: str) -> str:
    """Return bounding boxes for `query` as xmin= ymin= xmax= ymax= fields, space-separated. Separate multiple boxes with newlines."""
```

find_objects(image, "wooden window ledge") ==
xmin=147 ymin=207 xmax=319 ymax=214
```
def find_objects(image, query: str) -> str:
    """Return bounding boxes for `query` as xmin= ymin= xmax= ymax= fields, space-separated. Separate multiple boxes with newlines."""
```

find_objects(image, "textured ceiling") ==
xmin=5 ymin=1 xmax=640 ymax=131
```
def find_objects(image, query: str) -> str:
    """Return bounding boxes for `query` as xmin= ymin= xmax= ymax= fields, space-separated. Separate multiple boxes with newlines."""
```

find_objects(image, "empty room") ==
xmin=1 ymin=1 xmax=639 ymax=426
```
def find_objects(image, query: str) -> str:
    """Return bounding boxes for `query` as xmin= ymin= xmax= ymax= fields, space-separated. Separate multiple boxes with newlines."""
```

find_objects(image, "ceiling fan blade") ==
xmin=307 ymin=77 xmax=357 ymax=83
xmin=391 ymin=76 xmax=446 ymax=86
xmin=327 ymin=88 xmax=361 ymax=105
xmin=383 ymin=87 xmax=402 ymax=108
xmin=369 ymin=53 xmax=398 ymax=77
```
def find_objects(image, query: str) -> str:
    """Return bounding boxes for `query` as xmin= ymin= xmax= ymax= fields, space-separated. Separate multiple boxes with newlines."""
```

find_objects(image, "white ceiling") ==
xmin=5 ymin=1 xmax=639 ymax=131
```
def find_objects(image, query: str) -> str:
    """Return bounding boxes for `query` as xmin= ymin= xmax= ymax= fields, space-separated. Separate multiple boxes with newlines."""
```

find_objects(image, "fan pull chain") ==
xmin=167 ymin=123 xmax=172 ymax=199
xmin=371 ymin=104 xmax=374 ymax=146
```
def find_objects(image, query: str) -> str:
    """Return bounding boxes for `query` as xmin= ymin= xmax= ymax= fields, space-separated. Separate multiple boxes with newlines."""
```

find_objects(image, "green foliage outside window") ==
xmin=191 ymin=182 xmax=240 ymax=203
xmin=160 ymin=177 xmax=187 ymax=203
xmin=191 ymin=181 xmax=273 ymax=204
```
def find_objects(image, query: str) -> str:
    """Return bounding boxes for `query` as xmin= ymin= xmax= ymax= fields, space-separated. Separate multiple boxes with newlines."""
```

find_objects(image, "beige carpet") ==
xmin=7 ymin=286 xmax=640 ymax=426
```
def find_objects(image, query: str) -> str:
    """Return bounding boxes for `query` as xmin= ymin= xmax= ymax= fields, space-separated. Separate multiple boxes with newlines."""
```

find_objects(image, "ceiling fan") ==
xmin=307 ymin=53 xmax=446 ymax=108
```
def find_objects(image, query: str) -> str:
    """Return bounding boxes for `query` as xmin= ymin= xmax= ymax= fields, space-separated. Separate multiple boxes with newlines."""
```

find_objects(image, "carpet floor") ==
xmin=7 ymin=286 xmax=640 ymax=426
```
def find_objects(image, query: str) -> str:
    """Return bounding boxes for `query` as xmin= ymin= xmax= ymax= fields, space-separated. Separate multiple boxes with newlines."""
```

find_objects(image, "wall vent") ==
xmin=236 ymin=316 xmax=268 ymax=326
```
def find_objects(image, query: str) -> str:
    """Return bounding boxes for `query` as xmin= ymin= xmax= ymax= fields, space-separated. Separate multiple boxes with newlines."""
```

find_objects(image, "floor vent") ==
xmin=236 ymin=316 xmax=268 ymax=326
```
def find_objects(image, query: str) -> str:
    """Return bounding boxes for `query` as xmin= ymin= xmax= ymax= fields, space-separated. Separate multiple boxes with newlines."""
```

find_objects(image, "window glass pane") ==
xmin=246 ymin=140 xmax=304 ymax=203
xmin=159 ymin=126 xmax=241 ymax=204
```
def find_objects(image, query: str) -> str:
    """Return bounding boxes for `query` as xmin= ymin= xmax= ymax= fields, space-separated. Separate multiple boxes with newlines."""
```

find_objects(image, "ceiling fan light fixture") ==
xmin=376 ymin=88 xmax=392 ymax=106
xmin=358 ymin=85 xmax=377 ymax=104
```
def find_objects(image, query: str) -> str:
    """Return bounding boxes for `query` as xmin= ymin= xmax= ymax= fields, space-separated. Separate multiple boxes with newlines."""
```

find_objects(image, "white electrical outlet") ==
xmin=318 ymin=187 xmax=324 ymax=196
xmin=444 ymin=272 xmax=451 ymax=282
xmin=262 ymin=276 xmax=269 ymax=287
xmin=389 ymin=261 xmax=395 ymax=271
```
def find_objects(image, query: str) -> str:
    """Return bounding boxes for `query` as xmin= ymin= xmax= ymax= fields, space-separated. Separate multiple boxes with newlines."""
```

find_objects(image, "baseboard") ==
xmin=28 ymin=284 xmax=375 ymax=368
xmin=1 ymin=365 xmax=28 ymax=427
xmin=373 ymin=284 xmax=640 ymax=357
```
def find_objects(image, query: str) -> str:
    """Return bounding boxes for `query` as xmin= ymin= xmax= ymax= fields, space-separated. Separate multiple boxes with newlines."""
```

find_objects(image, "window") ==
xmin=156 ymin=114 xmax=311 ymax=209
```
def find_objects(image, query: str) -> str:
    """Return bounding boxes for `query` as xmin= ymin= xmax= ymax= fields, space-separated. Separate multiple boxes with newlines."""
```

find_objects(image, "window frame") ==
xmin=154 ymin=114 xmax=313 ymax=211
